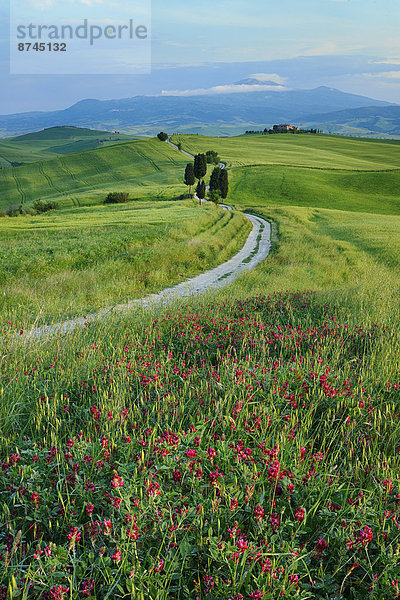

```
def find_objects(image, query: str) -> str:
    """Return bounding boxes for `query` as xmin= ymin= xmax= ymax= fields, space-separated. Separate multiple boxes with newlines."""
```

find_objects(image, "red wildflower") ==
xmin=294 ymin=507 xmax=305 ymax=522
xmin=316 ymin=537 xmax=328 ymax=554
xmin=67 ymin=527 xmax=81 ymax=549
xmin=154 ymin=558 xmax=164 ymax=572
xmin=31 ymin=492 xmax=40 ymax=507
xmin=111 ymin=472 xmax=124 ymax=488
xmin=111 ymin=548 xmax=122 ymax=563
xmin=270 ymin=512 xmax=280 ymax=532
xmin=254 ymin=505 xmax=264 ymax=521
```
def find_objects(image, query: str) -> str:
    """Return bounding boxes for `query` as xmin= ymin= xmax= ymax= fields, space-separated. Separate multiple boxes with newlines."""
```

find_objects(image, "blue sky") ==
xmin=153 ymin=0 xmax=398 ymax=64
xmin=0 ymin=0 xmax=399 ymax=112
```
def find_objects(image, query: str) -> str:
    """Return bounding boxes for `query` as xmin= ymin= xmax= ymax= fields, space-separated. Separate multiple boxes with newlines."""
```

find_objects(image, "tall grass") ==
xmin=0 ymin=200 xmax=251 ymax=327
xmin=1 ymin=287 xmax=399 ymax=598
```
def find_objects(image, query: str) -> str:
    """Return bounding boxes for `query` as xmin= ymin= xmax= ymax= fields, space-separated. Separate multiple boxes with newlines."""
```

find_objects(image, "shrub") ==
xmin=157 ymin=132 xmax=169 ymax=141
xmin=24 ymin=207 xmax=37 ymax=216
xmin=33 ymin=200 xmax=59 ymax=213
xmin=6 ymin=204 xmax=22 ymax=217
xmin=104 ymin=192 xmax=130 ymax=204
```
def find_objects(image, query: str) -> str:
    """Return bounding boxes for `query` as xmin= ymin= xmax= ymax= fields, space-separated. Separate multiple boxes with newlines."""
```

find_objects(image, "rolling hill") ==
xmin=0 ymin=137 xmax=191 ymax=211
xmin=171 ymin=133 xmax=400 ymax=216
xmin=0 ymin=126 xmax=137 ymax=167
xmin=2 ymin=130 xmax=400 ymax=218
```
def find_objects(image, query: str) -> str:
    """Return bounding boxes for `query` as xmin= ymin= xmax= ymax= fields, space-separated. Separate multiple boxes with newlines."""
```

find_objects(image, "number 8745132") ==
xmin=18 ymin=42 xmax=67 ymax=51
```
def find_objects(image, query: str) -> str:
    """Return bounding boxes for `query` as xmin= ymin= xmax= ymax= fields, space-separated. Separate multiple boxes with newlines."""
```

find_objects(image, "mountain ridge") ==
xmin=0 ymin=87 xmax=396 ymax=138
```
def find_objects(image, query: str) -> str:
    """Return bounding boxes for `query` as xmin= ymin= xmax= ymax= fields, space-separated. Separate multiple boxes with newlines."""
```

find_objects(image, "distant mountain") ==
xmin=0 ymin=87 xmax=395 ymax=138
xmin=300 ymin=105 xmax=400 ymax=137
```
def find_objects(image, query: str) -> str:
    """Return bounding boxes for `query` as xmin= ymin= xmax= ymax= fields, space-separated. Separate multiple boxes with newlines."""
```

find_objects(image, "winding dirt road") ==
xmin=20 ymin=141 xmax=271 ymax=340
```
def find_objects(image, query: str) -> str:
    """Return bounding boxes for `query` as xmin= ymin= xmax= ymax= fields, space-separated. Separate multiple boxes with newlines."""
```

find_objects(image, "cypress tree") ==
xmin=209 ymin=167 xmax=222 ymax=192
xmin=219 ymin=169 xmax=229 ymax=199
xmin=202 ymin=154 xmax=207 ymax=176
xmin=194 ymin=154 xmax=207 ymax=181
xmin=184 ymin=163 xmax=195 ymax=198
xmin=196 ymin=180 xmax=206 ymax=203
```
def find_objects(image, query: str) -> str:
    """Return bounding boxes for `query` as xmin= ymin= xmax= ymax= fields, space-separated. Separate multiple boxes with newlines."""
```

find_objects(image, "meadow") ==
xmin=0 ymin=131 xmax=400 ymax=599
xmin=1 ymin=285 xmax=399 ymax=599
xmin=0 ymin=138 xmax=189 ymax=211
xmin=0 ymin=200 xmax=250 ymax=327
xmin=170 ymin=134 xmax=400 ymax=217
xmin=170 ymin=133 xmax=400 ymax=171
xmin=228 ymin=166 xmax=400 ymax=215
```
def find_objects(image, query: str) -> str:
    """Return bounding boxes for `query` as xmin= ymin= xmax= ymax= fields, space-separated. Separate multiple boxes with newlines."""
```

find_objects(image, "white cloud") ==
xmin=161 ymin=83 xmax=288 ymax=97
xmin=364 ymin=71 xmax=400 ymax=79
xmin=373 ymin=59 xmax=400 ymax=65
xmin=300 ymin=42 xmax=339 ymax=56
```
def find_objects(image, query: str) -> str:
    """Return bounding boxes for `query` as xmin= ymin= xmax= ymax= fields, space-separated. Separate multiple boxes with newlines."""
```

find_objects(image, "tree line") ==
xmin=245 ymin=127 xmax=321 ymax=135
xmin=184 ymin=154 xmax=228 ymax=204
xmin=156 ymin=133 xmax=229 ymax=204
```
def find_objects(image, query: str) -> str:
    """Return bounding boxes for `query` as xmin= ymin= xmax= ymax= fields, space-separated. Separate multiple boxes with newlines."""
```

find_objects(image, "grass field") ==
xmin=1 ymin=130 xmax=400 ymax=599
xmin=0 ymin=126 xmax=136 ymax=167
xmin=171 ymin=133 xmax=400 ymax=170
xmin=0 ymin=138 xmax=192 ymax=211
xmin=228 ymin=165 xmax=400 ymax=215
xmin=171 ymin=133 xmax=400 ymax=216
xmin=0 ymin=200 xmax=251 ymax=326
xmin=225 ymin=205 xmax=400 ymax=301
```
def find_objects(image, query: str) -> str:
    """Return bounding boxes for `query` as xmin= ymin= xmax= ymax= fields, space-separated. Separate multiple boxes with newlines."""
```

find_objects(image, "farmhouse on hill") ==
xmin=273 ymin=124 xmax=301 ymax=133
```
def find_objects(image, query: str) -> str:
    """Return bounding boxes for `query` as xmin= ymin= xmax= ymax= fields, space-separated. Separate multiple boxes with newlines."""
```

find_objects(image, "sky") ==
xmin=0 ymin=0 xmax=400 ymax=113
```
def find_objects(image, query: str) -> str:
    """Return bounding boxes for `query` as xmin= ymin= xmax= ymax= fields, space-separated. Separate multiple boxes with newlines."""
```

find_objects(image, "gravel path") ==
xmin=19 ymin=141 xmax=271 ymax=340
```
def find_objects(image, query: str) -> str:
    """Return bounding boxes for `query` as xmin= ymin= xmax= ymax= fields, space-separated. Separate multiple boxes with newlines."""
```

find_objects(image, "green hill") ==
xmin=0 ymin=126 xmax=137 ymax=167
xmin=0 ymin=138 xmax=189 ymax=210
xmin=2 ymin=124 xmax=400 ymax=600
xmin=171 ymin=133 xmax=400 ymax=215
xmin=3 ymin=132 xmax=400 ymax=215
xmin=172 ymin=132 xmax=400 ymax=170
xmin=9 ymin=126 xmax=112 ymax=141
xmin=229 ymin=165 xmax=400 ymax=215
xmin=0 ymin=200 xmax=250 ymax=325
